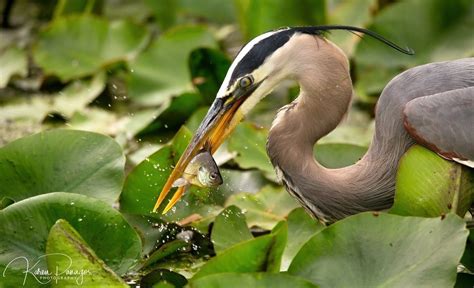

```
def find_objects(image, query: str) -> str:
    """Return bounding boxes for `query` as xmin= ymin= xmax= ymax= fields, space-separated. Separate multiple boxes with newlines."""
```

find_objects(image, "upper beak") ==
xmin=153 ymin=84 xmax=258 ymax=214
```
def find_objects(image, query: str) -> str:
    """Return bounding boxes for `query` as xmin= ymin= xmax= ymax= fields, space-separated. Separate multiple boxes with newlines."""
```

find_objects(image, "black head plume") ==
xmin=290 ymin=25 xmax=415 ymax=55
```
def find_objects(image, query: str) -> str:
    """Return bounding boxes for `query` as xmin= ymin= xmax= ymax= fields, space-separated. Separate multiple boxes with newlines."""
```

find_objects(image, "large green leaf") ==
xmin=226 ymin=185 xmax=299 ymax=230
xmin=194 ymin=223 xmax=288 ymax=279
xmin=266 ymin=221 xmax=288 ymax=272
xmin=0 ymin=129 xmax=124 ymax=204
xmin=127 ymin=26 xmax=217 ymax=105
xmin=46 ymin=219 xmax=128 ymax=287
xmin=189 ymin=272 xmax=318 ymax=288
xmin=235 ymin=0 xmax=326 ymax=40
xmin=211 ymin=205 xmax=253 ymax=254
xmin=0 ymin=193 xmax=142 ymax=278
xmin=354 ymin=0 xmax=474 ymax=96
xmin=390 ymin=145 xmax=474 ymax=217
xmin=192 ymin=235 xmax=274 ymax=279
xmin=281 ymin=208 xmax=324 ymax=271
xmin=0 ymin=46 xmax=27 ymax=88
xmin=288 ymin=212 xmax=468 ymax=287
xmin=33 ymin=15 xmax=148 ymax=81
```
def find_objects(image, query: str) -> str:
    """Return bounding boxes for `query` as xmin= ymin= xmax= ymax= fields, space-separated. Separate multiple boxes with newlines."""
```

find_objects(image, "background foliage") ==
xmin=0 ymin=0 xmax=473 ymax=287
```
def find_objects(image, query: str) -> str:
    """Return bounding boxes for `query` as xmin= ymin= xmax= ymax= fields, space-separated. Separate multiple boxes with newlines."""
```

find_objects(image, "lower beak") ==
xmin=153 ymin=96 xmax=245 ymax=214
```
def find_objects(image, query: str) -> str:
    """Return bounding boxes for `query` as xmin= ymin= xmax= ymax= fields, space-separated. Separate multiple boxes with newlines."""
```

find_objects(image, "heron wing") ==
xmin=403 ymin=86 xmax=474 ymax=167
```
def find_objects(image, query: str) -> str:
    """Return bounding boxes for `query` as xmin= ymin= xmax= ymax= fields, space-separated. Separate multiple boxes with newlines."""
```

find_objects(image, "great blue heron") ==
xmin=154 ymin=25 xmax=474 ymax=223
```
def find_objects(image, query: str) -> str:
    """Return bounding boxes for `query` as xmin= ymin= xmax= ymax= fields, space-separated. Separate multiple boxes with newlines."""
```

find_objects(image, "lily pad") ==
xmin=281 ymin=208 xmax=324 ymax=271
xmin=128 ymin=26 xmax=217 ymax=105
xmin=189 ymin=272 xmax=318 ymax=288
xmin=288 ymin=212 xmax=468 ymax=287
xmin=192 ymin=234 xmax=274 ymax=279
xmin=211 ymin=205 xmax=253 ymax=254
xmin=226 ymin=185 xmax=299 ymax=230
xmin=0 ymin=46 xmax=27 ymax=88
xmin=0 ymin=193 xmax=142 ymax=277
xmin=33 ymin=15 xmax=148 ymax=81
xmin=390 ymin=145 xmax=474 ymax=217
xmin=266 ymin=221 xmax=288 ymax=272
xmin=0 ymin=129 xmax=125 ymax=204
xmin=46 ymin=219 xmax=128 ymax=287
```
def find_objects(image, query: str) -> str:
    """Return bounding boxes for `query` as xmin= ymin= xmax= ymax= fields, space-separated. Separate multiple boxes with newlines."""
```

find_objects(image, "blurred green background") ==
xmin=1 ymin=0 xmax=473 ymax=149
xmin=1 ymin=1 xmax=473 ymax=287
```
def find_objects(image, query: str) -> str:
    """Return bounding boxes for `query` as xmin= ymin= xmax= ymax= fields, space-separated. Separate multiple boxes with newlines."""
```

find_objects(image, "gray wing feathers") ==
xmin=403 ymin=86 xmax=474 ymax=162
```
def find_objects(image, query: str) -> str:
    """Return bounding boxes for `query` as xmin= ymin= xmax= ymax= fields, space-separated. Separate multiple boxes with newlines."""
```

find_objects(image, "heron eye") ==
xmin=239 ymin=76 xmax=253 ymax=88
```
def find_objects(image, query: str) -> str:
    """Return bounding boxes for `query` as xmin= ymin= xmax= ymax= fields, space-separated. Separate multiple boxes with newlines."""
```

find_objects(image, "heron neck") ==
xmin=267 ymin=66 xmax=412 ymax=222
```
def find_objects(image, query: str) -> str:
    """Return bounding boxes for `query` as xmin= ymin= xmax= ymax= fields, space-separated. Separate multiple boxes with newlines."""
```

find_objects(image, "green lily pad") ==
xmin=354 ymin=0 xmax=474 ymax=97
xmin=266 ymin=221 xmax=288 ymax=272
xmin=0 ymin=193 xmax=142 ymax=278
xmin=226 ymin=185 xmax=299 ymax=230
xmin=211 ymin=205 xmax=253 ymax=254
xmin=189 ymin=272 xmax=318 ymax=288
xmin=33 ymin=15 xmax=148 ymax=81
xmin=46 ymin=219 xmax=128 ymax=287
xmin=127 ymin=26 xmax=217 ymax=105
xmin=194 ymin=223 xmax=289 ymax=279
xmin=281 ymin=208 xmax=324 ymax=271
xmin=0 ymin=129 xmax=125 ymax=204
xmin=0 ymin=46 xmax=27 ymax=88
xmin=228 ymin=122 xmax=275 ymax=180
xmin=288 ymin=212 xmax=468 ymax=287
xmin=390 ymin=145 xmax=474 ymax=217
xmin=192 ymin=234 xmax=274 ymax=279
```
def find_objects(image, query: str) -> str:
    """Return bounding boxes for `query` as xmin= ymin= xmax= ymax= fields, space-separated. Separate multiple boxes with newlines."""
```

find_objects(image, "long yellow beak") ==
xmin=153 ymin=97 xmax=245 ymax=214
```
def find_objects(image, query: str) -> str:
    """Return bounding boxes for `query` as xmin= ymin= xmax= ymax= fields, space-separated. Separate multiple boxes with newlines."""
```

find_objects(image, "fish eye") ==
xmin=210 ymin=172 xmax=217 ymax=180
xmin=239 ymin=76 xmax=253 ymax=88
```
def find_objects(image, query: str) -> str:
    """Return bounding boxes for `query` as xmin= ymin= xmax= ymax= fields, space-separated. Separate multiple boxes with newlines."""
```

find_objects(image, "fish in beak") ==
xmin=153 ymin=80 xmax=262 ymax=214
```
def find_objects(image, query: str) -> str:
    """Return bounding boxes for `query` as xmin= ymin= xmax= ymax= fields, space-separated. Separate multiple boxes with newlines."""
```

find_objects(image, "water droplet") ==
xmin=78 ymin=218 xmax=83 ymax=222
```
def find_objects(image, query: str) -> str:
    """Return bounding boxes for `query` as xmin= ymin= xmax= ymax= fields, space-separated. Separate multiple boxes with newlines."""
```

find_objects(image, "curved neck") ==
xmin=267 ymin=39 xmax=413 ymax=222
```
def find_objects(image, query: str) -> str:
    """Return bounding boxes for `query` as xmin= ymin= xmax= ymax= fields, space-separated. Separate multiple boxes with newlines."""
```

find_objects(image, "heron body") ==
xmin=155 ymin=26 xmax=474 ymax=223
